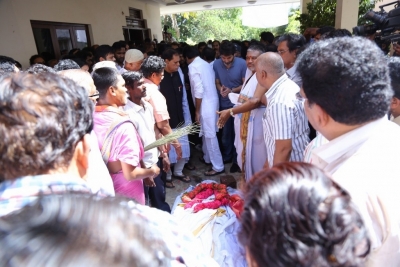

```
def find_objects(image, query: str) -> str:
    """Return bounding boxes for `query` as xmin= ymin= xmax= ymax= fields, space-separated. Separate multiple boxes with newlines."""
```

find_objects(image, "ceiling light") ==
xmin=175 ymin=0 xmax=186 ymax=3
xmin=248 ymin=0 xmax=257 ymax=4
xmin=203 ymin=5 xmax=212 ymax=8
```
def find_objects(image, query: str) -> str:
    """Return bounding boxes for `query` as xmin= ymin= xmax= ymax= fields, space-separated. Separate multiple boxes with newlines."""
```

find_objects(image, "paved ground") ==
xmin=165 ymin=148 xmax=243 ymax=207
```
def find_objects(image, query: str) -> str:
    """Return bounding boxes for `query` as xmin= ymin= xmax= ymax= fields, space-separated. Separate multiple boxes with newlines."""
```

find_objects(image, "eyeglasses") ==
xmin=89 ymin=90 xmax=99 ymax=98
xmin=277 ymin=49 xmax=289 ymax=55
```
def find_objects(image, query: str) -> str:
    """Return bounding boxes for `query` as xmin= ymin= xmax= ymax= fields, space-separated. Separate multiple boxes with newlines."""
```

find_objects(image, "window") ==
xmin=123 ymin=8 xmax=151 ymax=46
xmin=31 ymin=21 xmax=91 ymax=59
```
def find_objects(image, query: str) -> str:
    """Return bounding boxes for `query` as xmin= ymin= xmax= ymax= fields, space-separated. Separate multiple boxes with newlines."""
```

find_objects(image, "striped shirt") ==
xmin=263 ymin=74 xmax=309 ymax=167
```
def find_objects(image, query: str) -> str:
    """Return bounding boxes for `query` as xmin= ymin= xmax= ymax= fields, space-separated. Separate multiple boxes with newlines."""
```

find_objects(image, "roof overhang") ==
xmin=158 ymin=0 xmax=300 ymax=15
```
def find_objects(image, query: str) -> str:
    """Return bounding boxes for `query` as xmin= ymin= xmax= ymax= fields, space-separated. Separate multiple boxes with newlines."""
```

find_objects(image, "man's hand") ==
xmin=162 ymin=154 xmax=170 ymax=172
xmin=173 ymin=142 xmax=182 ymax=160
xmin=220 ymin=86 xmax=231 ymax=98
xmin=262 ymin=161 xmax=270 ymax=170
xmin=150 ymin=163 xmax=160 ymax=177
xmin=195 ymin=112 xmax=201 ymax=125
xmin=217 ymin=109 xmax=231 ymax=128
xmin=143 ymin=177 xmax=156 ymax=187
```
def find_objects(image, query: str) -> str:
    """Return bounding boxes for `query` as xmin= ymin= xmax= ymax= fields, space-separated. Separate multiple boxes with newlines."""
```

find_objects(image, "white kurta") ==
xmin=188 ymin=57 xmax=219 ymax=138
xmin=233 ymin=71 xmax=267 ymax=181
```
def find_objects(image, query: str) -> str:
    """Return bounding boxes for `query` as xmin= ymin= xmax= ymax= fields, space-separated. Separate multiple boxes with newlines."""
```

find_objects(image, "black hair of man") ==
xmin=0 ymin=73 xmax=93 ymax=180
xmin=276 ymin=34 xmax=307 ymax=52
xmin=112 ymin=41 xmax=126 ymax=52
xmin=92 ymin=67 xmax=119 ymax=98
xmin=219 ymin=41 xmax=235 ymax=57
xmin=316 ymin=26 xmax=335 ymax=35
xmin=260 ymin=31 xmax=275 ymax=44
xmin=94 ymin=45 xmax=113 ymax=62
xmin=388 ymin=57 xmax=400 ymax=99
xmin=29 ymin=55 xmax=45 ymax=66
xmin=321 ymin=29 xmax=352 ymax=40
xmin=197 ymin=42 xmax=207 ymax=49
xmin=54 ymin=59 xmax=80 ymax=71
xmin=201 ymin=47 xmax=215 ymax=62
xmin=140 ymin=55 xmax=166 ymax=78
xmin=161 ymin=48 xmax=179 ymax=61
xmin=0 ymin=194 xmax=172 ymax=266
xmin=68 ymin=48 xmax=80 ymax=55
xmin=0 ymin=55 xmax=17 ymax=75
xmin=297 ymin=36 xmax=392 ymax=125
xmin=183 ymin=46 xmax=199 ymax=60
xmin=247 ymin=43 xmax=266 ymax=54
xmin=122 ymin=71 xmax=143 ymax=88
xmin=26 ymin=64 xmax=56 ymax=74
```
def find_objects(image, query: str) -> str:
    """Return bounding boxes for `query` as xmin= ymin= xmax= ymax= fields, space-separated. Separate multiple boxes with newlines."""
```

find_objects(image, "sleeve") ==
xmin=269 ymin=103 xmax=294 ymax=140
xmin=241 ymin=61 xmax=247 ymax=80
xmin=148 ymin=89 xmax=170 ymax=123
xmin=189 ymin=66 xmax=204 ymax=99
xmin=110 ymin=122 xmax=143 ymax=167
xmin=213 ymin=62 xmax=220 ymax=80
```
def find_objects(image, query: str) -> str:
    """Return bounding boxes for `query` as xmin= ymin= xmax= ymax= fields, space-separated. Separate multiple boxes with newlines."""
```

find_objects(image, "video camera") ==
xmin=353 ymin=1 xmax=400 ymax=42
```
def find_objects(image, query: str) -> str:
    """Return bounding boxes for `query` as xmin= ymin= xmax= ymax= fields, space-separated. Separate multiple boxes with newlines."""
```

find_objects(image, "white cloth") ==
xmin=263 ymin=74 xmax=309 ymax=168
xmin=286 ymin=64 xmax=302 ymax=88
xmin=86 ymin=131 xmax=115 ymax=196
xmin=233 ymin=71 xmax=267 ymax=180
xmin=188 ymin=57 xmax=219 ymax=138
xmin=390 ymin=114 xmax=400 ymax=126
xmin=311 ymin=117 xmax=400 ymax=267
xmin=123 ymin=99 xmax=158 ymax=168
xmin=202 ymin=136 xmax=224 ymax=172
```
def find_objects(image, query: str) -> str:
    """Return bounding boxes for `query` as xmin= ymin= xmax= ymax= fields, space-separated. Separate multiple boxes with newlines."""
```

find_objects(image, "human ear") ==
xmin=74 ymin=134 xmax=91 ymax=179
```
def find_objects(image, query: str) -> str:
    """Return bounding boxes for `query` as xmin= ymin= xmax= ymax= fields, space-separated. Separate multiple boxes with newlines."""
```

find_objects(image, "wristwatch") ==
xmin=229 ymin=108 xmax=234 ymax=117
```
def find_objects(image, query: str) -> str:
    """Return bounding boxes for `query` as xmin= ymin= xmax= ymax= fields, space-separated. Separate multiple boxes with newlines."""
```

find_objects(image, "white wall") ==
xmin=0 ymin=0 xmax=162 ymax=68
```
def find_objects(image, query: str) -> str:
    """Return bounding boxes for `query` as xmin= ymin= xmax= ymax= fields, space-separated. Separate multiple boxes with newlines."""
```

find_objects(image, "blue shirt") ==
xmin=213 ymin=57 xmax=247 ymax=109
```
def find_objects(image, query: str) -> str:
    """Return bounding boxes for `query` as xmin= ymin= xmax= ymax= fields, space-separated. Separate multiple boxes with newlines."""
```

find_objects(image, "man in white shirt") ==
xmin=388 ymin=57 xmax=400 ymax=126
xmin=122 ymin=71 xmax=171 ymax=212
xmin=120 ymin=49 xmax=144 ymax=73
xmin=297 ymin=36 xmax=400 ymax=266
xmin=255 ymin=52 xmax=309 ymax=168
xmin=185 ymin=46 xmax=224 ymax=176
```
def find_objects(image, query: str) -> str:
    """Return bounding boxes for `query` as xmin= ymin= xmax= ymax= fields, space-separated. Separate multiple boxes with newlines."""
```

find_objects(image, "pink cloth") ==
xmin=93 ymin=109 xmax=145 ymax=204
xmin=143 ymin=78 xmax=170 ymax=123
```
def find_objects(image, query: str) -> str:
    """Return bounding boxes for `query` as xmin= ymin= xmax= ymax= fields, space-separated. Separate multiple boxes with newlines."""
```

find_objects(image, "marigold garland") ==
xmin=181 ymin=183 xmax=244 ymax=217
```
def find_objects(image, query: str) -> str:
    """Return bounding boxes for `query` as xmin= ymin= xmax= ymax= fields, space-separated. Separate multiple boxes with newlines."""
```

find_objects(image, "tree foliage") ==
xmin=161 ymin=7 xmax=300 ymax=44
xmin=297 ymin=0 xmax=380 ymax=33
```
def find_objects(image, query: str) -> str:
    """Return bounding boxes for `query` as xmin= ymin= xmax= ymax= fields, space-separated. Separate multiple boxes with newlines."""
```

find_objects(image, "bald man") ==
xmin=255 ymin=52 xmax=309 ymax=169
xmin=59 ymin=69 xmax=115 ymax=196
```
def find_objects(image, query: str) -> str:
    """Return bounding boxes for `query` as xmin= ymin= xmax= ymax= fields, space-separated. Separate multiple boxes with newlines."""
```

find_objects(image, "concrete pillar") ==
xmin=335 ymin=0 xmax=359 ymax=31
xmin=300 ymin=0 xmax=312 ymax=14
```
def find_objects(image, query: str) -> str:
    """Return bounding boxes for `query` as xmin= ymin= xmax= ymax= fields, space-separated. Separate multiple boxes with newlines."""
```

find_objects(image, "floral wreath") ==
xmin=181 ymin=183 xmax=244 ymax=217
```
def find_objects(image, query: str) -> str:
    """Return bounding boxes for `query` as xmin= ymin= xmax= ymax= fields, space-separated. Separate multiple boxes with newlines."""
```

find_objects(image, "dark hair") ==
xmin=0 ymin=55 xmax=17 ymax=75
xmin=317 ymin=26 xmax=335 ymax=35
xmin=161 ymin=48 xmax=179 ymax=61
xmin=219 ymin=41 xmax=235 ymax=56
xmin=388 ymin=57 xmax=400 ymax=99
xmin=72 ymin=58 xmax=88 ymax=68
xmin=297 ymin=36 xmax=392 ymax=125
xmin=54 ymin=59 xmax=80 ymax=71
xmin=260 ymin=31 xmax=274 ymax=44
xmin=0 ymin=73 xmax=93 ymax=181
xmin=321 ymin=29 xmax=352 ymax=40
xmin=201 ymin=47 xmax=215 ymax=61
xmin=122 ymin=71 xmax=143 ymax=88
xmin=276 ymin=33 xmax=307 ymax=52
xmin=184 ymin=46 xmax=200 ymax=60
xmin=247 ymin=43 xmax=266 ymax=54
xmin=112 ymin=41 xmax=127 ymax=52
xmin=0 ymin=194 xmax=172 ymax=267
xmin=26 ymin=64 xmax=56 ymax=74
xmin=94 ymin=45 xmax=114 ymax=62
xmin=68 ymin=48 xmax=80 ymax=55
xmin=92 ymin=67 xmax=119 ymax=98
xmin=197 ymin=42 xmax=207 ymax=49
xmin=29 ymin=55 xmax=45 ymax=66
xmin=140 ymin=55 xmax=166 ymax=78
xmin=239 ymin=162 xmax=370 ymax=267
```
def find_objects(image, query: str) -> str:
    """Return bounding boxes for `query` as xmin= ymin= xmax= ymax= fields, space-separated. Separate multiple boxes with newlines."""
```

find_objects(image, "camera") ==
xmin=353 ymin=1 xmax=400 ymax=42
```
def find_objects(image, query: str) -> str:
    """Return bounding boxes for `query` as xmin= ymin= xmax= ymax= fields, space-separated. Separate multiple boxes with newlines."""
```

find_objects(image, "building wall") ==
xmin=0 ymin=0 xmax=162 ymax=68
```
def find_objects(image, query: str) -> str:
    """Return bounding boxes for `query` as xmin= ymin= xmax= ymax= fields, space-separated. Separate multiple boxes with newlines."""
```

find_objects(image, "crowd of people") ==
xmin=1 ymin=26 xmax=400 ymax=266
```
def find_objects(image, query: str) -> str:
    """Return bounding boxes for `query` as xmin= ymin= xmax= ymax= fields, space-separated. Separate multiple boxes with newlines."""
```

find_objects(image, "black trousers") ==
xmin=144 ymin=158 xmax=171 ymax=213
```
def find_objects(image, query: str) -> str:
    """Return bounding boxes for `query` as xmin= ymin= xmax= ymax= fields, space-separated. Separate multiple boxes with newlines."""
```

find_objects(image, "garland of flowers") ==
xmin=181 ymin=183 xmax=244 ymax=216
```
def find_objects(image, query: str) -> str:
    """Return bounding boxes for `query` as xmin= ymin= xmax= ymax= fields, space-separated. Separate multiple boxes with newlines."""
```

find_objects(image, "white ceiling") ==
xmin=155 ymin=0 xmax=300 ymax=15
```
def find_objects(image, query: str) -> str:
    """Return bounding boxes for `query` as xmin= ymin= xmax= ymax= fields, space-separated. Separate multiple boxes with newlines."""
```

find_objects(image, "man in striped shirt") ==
xmin=255 ymin=52 xmax=309 ymax=168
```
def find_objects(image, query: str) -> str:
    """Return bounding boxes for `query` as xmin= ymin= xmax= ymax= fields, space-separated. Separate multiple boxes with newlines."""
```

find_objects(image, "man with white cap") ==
xmin=121 ymin=49 xmax=144 ymax=73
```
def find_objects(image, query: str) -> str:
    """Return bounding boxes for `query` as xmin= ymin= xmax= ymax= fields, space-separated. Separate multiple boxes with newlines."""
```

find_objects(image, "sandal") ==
xmin=204 ymin=169 xmax=225 ymax=176
xmin=165 ymin=180 xmax=175 ymax=188
xmin=199 ymin=156 xmax=211 ymax=166
xmin=173 ymin=174 xmax=191 ymax=183
xmin=184 ymin=163 xmax=196 ymax=171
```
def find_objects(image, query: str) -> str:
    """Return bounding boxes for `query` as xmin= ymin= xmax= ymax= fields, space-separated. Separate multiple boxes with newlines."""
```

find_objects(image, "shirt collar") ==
xmin=126 ymin=99 xmax=146 ymax=113
xmin=265 ymin=74 xmax=288 ymax=98
xmin=286 ymin=64 xmax=297 ymax=78
xmin=390 ymin=114 xmax=400 ymax=126
xmin=311 ymin=116 xmax=388 ymax=173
